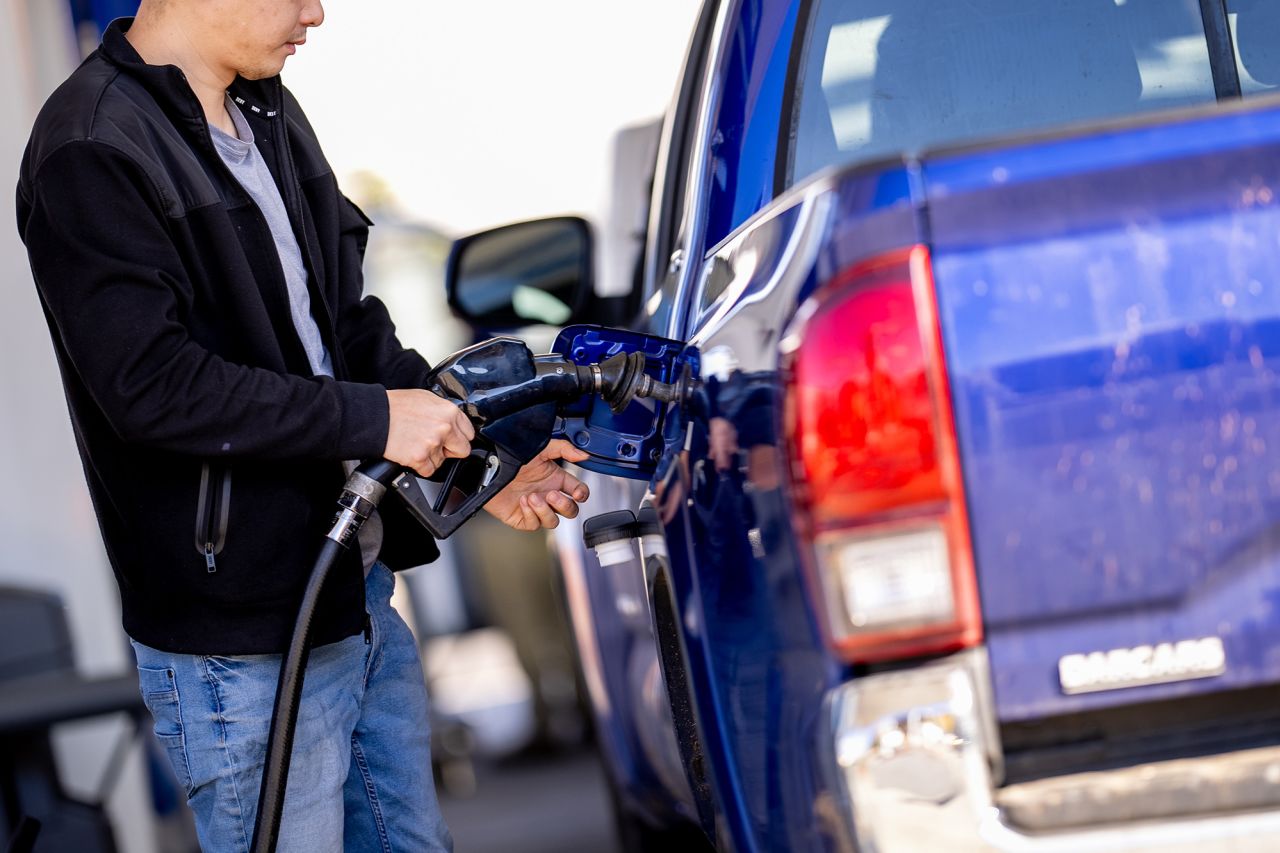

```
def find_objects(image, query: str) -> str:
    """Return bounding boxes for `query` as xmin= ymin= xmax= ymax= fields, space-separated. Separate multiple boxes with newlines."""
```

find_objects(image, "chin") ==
xmin=239 ymin=60 xmax=288 ymax=81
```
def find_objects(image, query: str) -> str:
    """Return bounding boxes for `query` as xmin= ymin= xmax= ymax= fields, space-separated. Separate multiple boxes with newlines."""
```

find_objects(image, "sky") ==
xmin=285 ymin=1 xmax=703 ymax=236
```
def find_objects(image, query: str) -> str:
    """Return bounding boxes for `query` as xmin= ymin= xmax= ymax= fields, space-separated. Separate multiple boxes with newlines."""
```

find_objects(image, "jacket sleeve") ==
xmin=18 ymin=139 xmax=390 ymax=461
xmin=331 ymin=193 xmax=435 ymax=390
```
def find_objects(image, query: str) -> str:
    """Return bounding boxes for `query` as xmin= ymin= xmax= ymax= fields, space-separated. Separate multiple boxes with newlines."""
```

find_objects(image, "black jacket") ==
xmin=15 ymin=19 xmax=439 ymax=654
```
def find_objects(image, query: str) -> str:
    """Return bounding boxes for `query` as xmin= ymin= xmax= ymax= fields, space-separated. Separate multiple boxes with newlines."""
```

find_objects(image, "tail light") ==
xmin=783 ymin=246 xmax=981 ymax=664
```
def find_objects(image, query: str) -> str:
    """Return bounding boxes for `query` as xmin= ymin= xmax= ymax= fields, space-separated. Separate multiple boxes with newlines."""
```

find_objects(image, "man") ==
xmin=15 ymin=1 xmax=588 ymax=849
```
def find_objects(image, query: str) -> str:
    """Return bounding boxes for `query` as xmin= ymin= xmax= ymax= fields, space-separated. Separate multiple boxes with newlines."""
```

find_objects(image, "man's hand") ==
xmin=484 ymin=439 xmax=591 ymax=531
xmin=383 ymin=389 xmax=475 ymax=478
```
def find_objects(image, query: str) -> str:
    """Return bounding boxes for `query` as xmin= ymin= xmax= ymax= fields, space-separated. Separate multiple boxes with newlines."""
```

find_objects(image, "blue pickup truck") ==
xmin=446 ymin=1 xmax=1280 ymax=850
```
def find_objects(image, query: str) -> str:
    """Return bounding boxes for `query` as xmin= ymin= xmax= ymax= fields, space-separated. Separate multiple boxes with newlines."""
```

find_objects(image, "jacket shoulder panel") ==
xmin=21 ymin=55 xmax=116 ymax=182
xmin=22 ymin=55 xmax=220 ymax=219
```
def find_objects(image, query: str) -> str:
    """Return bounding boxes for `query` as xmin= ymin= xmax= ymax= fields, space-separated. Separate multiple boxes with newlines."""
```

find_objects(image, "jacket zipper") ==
xmin=194 ymin=463 xmax=232 ymax=572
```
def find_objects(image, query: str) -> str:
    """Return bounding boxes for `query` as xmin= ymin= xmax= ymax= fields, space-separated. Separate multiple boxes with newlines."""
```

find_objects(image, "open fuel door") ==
xmin=550 ymin=324 xmax=697 ymax=481
xmin=444 ymin=217 xmax=697 ymax=484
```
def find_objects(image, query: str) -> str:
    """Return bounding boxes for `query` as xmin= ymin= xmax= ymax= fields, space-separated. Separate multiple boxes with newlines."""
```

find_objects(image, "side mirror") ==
xmin=445 ymin=217 xmax=593 ymax=330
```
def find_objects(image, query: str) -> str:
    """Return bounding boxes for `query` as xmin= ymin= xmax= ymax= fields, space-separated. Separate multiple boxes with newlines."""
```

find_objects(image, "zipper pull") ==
xmin=363 ymin=613 xmax=372 ymax=645
xmin=204 ymin=543 xmax=217 ymax=573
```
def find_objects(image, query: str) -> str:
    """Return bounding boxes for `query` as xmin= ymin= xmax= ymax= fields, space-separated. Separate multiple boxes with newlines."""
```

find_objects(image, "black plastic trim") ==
xmin=1000 ymin=682 xmax=1280 ymax=786
xmin=1200 ymin=0 xmax=1243 ymax=100
xmin=649 ymin=563 xmax=717 ymax=838
xmin=774 ymin=0 xmax=818 ymax=197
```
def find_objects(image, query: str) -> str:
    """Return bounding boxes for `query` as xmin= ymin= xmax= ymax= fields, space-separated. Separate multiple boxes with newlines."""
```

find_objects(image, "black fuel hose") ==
xmin=250 ymin=459 xmax=399 ymax=853
xmin=249 ymin=536 xmax=346 ymax=853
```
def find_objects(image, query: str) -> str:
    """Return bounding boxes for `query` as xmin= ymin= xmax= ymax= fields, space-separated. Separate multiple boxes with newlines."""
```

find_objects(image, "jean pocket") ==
xmin=137 ymin=665 xmax=193 ymax=794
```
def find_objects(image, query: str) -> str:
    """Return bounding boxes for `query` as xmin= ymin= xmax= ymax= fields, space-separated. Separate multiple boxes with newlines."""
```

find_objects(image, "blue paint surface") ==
xmin=551 ymin=325 xmax=692 ymax=481
xmin=646 ymin=156 xmax=923 ymax=849
xmin=629 ymin=92 xmax=1280 ymax=846
xmin=703 ymin=0 xmax=801 ymax=254
xmin=927 ymin=102 xmax=1280 ymax=720
xmin=550 ymin=1 xmax=1280 ymax=847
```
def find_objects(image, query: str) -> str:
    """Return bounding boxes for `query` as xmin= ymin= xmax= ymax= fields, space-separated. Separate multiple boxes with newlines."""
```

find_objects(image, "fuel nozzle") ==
xmin=590 ymin=351 xmax=686 ymax=413
xmin=345 ymin=332 xmax=695 ymax=543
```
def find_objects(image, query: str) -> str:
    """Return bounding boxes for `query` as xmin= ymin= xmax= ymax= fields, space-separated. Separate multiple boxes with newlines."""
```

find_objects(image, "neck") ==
xmin=125 ymin=12 xmax=235 ymax=132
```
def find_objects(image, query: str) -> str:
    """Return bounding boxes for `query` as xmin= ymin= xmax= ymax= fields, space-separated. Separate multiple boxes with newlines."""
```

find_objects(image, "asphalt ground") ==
xmin=437 ymin=748 xmax=622 ymax=853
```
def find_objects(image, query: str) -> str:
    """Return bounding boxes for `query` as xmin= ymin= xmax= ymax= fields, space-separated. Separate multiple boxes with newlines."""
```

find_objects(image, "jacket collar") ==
xmin=99 ymin=18 xmax=284 ymax=124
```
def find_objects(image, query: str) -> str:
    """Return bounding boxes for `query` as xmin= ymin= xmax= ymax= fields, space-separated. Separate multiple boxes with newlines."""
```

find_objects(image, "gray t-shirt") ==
xmin=210 ymin=96 xmax=333 ymax=377
xmin=211 ymin=96 xmax=383 ymax=570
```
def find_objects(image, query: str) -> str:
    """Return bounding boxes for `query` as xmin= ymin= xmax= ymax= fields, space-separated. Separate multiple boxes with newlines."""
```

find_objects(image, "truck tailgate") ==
xmin=924 ymin=101 xmax=1280 ymax=723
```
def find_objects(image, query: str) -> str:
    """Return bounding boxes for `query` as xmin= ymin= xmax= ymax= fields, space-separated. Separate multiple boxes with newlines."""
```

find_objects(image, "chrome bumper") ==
xmin=824 ymin=649 xmax=1280 ymax=852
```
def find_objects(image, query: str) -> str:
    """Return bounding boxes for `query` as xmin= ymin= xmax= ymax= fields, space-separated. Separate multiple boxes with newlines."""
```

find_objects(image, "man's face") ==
xmin=196 ymin=0 xmax=324 ymax=80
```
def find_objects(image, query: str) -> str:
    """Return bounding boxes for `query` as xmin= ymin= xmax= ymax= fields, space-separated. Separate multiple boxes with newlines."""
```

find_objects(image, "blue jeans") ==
xmin=131 ymin=563 xmax=452 ymax=852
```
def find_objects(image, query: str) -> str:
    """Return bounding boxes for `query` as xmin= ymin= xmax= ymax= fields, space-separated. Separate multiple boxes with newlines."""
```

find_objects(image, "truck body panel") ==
xmin=449 ymin=1 xmax=1280 ymax=848
xmin=927 ymin=103 xmax=1280 ymax=721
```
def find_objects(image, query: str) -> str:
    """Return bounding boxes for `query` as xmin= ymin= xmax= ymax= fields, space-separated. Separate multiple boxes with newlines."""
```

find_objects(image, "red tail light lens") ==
xmin=785 ymin=246 xmax=981 ymax=664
